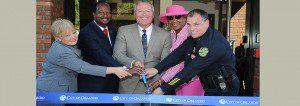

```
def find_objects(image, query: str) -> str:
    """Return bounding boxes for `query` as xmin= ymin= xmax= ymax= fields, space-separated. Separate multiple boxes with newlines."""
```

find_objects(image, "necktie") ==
xmin=103 ymin=28 xmax=109 ymax=39
xmin=142 ymin=30 xmax=147 ymax=57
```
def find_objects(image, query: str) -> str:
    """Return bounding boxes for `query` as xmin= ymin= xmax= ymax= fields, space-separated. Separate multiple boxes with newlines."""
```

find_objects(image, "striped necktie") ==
xmin=142 ymin=30 xmax=147 ymax=57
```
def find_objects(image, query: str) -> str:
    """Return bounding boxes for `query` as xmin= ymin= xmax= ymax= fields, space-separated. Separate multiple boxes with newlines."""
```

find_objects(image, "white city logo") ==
xmin=219 ymin=99 xmax=226 ymax=104
xmin=112 ymin=96 xmax=119 ymax=101
xmin=166 ymin=98 xmax=173 ymax=102
xmin=60 ymin=95 xmax=67 ymax=101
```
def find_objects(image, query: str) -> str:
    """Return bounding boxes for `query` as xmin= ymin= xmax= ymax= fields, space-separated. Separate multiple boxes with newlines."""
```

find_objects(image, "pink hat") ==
xmin=158 ymin=5 xmax=189 ymax=23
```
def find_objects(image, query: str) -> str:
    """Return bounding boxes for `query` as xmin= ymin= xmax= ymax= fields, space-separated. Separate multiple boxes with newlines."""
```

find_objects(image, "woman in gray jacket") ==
xmin=36 ymin=19 xmax=132 ymax=92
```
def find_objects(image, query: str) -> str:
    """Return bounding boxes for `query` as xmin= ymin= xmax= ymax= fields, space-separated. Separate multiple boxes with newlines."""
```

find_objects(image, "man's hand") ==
xmin=127 ymin=66 xmax=144 ymax=75
xmin=152 ymin=87 xmax=165 ymax=95
xmin=149 ymin=78 xmax=165 ymax=93
xmin=132 ymin=60 xmax=144 ymax=68
xmin=144 ymin=68 xmax=158 ymax=78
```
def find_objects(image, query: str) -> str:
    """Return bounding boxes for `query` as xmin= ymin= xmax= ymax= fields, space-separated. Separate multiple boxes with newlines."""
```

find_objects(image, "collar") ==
xmin=55 ymin=40 xmax=78 ymax=48
xmin=171 ymin=24 xmax=189 ymax=37
xmin=138 ymin=24 xmax=153 ymax=32
xmin=94 ymin=20 xmax=108 ymax=31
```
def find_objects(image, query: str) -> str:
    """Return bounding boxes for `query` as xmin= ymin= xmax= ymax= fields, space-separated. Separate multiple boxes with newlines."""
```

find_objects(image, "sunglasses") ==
xmin=166 ymin=15 xmax=183 ymax=21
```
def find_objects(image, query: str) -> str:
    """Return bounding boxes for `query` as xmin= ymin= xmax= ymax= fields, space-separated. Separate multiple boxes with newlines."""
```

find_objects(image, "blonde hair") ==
xmin=51 ymin=18 xmax=75 ymax=38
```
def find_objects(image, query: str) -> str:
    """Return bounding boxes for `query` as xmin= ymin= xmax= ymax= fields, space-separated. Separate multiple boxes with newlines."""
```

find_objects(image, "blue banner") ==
xmin=36 ymin=92 xmax=259 ymax=105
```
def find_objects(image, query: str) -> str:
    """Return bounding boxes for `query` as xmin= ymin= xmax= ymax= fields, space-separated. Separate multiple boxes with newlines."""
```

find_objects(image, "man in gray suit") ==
xmin=113 ymin=0 xmax=171 ymax=101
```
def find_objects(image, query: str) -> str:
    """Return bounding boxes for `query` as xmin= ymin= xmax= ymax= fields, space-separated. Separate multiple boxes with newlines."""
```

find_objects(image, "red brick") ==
xmin=36 ymin=45 xmax=44 ymax=50
xmin=238 ymin=24 xmax=245 ymax=27
xmin=36 ymin=43 xmax=51 ymax=50
xmin=37 ymin=20 xmax=52 ymax=25
xmin=35 ymin=34 xmax=42 ymax=39
xmin=44 ymin=6 xmax=51 ymax=11
xmin=44 ymin=25 xmax=51 ymax=30
xmin=238 ymin=19 xmax=245 ymax=23
xmin=37 ymin=49 xmax=49 ymax=53
xmin=36 ymin=11 xmax=51 ymax=16
xmin=44 ymin=15 xmax=51 ymax=20
xmin=36 ymin=44 xmax=43 ymax=50
xmin=37 ymin=62 xmax=43 ymax=68
xmin=37 ymin=57 xmax=46 ymax=62
xmin=36 ymin=15 xmax=43 ymax=20
xmin=37 ymin=66 xmax=43 ymax=72
xmin=37 ymin=29 xmax=51 ymax=34
xmin=43 ymin=44 xmax=52 ymax=49
xmin=36 ymin=2 xmax=53 ymax=6
xmin=44 ymin=34 xmax=53 ymax=39
xmin=36 ymin=25 xmax=42 ymax=30
xmin=36 ymin=34 xmax=47 ymax=39
xmin=37 ymin=39 xmax=52 ymax=44
xmin=36 ymin=6 xmax=42 ymax=12
xmin=36 ymin=53 xmax=41 ymax=58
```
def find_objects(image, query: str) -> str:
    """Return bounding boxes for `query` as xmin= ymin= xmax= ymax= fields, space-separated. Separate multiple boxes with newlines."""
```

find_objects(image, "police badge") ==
xmin=199 ymin=47 xmax=209 ymax=57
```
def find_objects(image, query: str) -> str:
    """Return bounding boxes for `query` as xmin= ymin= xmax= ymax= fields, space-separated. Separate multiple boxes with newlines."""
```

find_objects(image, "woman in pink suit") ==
xmin=158 ymin=5 xmax=205 ymax=106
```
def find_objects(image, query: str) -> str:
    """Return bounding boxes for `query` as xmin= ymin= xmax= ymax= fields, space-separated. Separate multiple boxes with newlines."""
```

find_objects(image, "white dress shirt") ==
xmin=94 ymin=20 xmax=112 ymax=46
xmin=137 ymin=24 xmax=153 ymax=44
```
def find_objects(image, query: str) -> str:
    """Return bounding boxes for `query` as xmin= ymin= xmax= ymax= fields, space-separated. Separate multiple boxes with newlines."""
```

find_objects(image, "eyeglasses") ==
xmin=167 ymin=15 xmax=183 ymax=21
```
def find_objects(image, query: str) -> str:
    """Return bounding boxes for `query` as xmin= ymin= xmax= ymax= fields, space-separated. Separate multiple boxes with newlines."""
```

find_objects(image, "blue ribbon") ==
xmin=141 ymin=71 xmax=151 ymax=94
xmin=36 ymin=92 xmax=259 ymax=105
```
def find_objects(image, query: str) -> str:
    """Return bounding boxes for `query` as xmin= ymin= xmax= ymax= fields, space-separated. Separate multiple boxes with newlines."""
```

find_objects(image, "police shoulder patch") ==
xmin=199 ymin=47 xmax=209 ymax=57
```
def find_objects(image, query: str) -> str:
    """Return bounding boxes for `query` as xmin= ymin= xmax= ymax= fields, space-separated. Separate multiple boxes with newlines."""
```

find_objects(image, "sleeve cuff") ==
xmin=160 ymin=83 xmax=172 ymax=93
xmin=130 ymin=60 xmax=135 ymax=68
xmin=154 ymin=65 xmax=163 ymax=74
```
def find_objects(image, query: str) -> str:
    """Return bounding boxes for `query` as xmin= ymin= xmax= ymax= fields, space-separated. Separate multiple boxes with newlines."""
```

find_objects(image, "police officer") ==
xmin=145 ymin=9 xmax=240 ymax=96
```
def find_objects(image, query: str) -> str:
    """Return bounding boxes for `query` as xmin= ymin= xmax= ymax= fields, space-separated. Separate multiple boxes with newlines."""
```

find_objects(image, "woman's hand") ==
xmin=107 ymin=67 xmax=132 ymax=79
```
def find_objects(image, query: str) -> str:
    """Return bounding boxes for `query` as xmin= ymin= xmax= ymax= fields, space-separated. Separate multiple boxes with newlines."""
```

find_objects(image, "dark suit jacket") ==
xmin=77 ymin=21 xmax=123 ymax=93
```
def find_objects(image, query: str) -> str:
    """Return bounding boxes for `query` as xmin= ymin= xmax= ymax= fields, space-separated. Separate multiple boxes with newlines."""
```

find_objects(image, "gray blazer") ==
xmin=36 ymin=40 xmax=107 ymax=92
xmin=113 ymin=23 xmax=171 ymax=94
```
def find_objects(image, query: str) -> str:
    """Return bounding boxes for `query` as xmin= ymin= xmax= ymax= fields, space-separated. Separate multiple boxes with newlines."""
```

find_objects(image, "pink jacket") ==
xmin=162 ymin=24 xmax=198 ymax=82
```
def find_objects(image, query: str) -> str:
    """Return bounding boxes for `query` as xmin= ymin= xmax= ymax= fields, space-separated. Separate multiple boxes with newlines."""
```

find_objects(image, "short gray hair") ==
xmin=187 ymin=9 xmax=208 ymax=22
xmin=51 ymin=18 xmax=74 ymax=38
xmin=134 ymin=1 xmax=154 ymax=14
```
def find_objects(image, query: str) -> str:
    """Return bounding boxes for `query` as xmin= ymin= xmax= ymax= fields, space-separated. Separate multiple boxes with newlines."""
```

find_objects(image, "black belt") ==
xmin=201 ymin=66 xmax=237 ymax=90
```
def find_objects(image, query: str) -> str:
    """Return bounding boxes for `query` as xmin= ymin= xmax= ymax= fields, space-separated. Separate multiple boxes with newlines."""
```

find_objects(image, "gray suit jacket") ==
xmin=113 ymin=23 xmax=171 ymax=94
xmin=36 ymin=40 xmax=107 ymax=92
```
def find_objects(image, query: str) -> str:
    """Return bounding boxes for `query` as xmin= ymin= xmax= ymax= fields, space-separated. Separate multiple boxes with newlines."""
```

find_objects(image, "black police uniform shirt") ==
xmin=154 ymin=27 xmax=236 ymax=93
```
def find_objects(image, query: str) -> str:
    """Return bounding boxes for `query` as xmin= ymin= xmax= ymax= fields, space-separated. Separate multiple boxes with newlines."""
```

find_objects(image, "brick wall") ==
xmin=230 ymin=3 xmax=246 ymax=47
xmin=36 ymin=0 xmax=64 ymax=76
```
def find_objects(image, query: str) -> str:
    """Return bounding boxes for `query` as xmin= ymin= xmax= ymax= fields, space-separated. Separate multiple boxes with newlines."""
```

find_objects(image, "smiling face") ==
xmin=167 ymin=15 xmax=186 ymax=34
xmin=135 ymin=2 xmax=154 ymax=29
xmin=93 ymin=3 xmax=111 ymax=28
xmin=187 ymin=13 xmax=209 ymax=38
xmin=56 ymin=27 xmax=78 ymax=46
